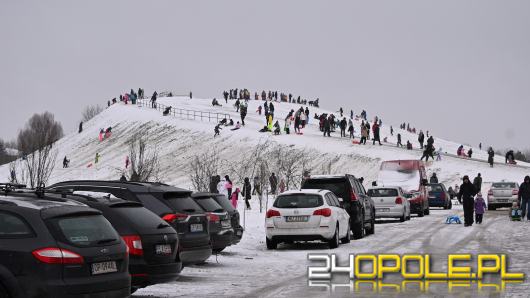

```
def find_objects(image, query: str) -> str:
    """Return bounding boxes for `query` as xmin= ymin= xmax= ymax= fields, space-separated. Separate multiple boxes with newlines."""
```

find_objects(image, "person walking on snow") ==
xmin=242 ymin=177 xmax=252 ymax=209
xmin=474 ymin=193 xmax=486 ymax=224
xmin=518 ymin=176 xmax=530 ymax=221
xmin=225 ymin=175 xmax=233 ymax=198
xmin=214 ymin=124 xmax=222 ymax=137
xmin=94 ymin=152 xmax=100 ymax=164
xmin=372 ymin=122 xmax=382 ymax=145
xmin=487 ymin=147 xmax=495 ymax=167
xmin=125 ymin=156 xmax=130 ymax=169
xmin=418 ymin=131 xmax=425 ymax=149
xmin=429 ymin=173 xmax=438 ymax=184
xmin=397 ymin=133 xmax=403 ymax=147
xmin=457 ymin=175 xmax=477 ymax=227
xmin=436 ymin=147 xmax=443 ymax=161
xmin=473 ymin=173 xmax=482 ymax=193
xmin=269 ymin=173 xmax=278 ymax=195
xmin=231 ymin=188 xmax=240 ymax=209
xmin=340 ymin=118 xmax=347 ymax=137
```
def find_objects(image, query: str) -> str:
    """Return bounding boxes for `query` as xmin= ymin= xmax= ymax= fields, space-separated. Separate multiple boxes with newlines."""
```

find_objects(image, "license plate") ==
xmin=497 ymin=199 xmax=509 ymax=202
xmin=91 ymin=261 xmax=117 ymax=275
xmin=429 ymin=197 xmax=437 ymax=199
xmin=377 ymin=208 xmax=390 ymax=212
xmin=155 ymin=244 xmax=172 ymax=255
xmin=286 ymin=216 xmax=309 ymax=222
xmin=221 ymin=220 xmax=231 ymax=228
xmin=190 ymin=224 xmax=203 ymax=232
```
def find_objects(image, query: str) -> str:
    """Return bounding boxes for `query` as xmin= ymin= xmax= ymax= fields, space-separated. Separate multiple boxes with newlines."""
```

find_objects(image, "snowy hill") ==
xmin=1 ymin=96 xmax=528 ymax=190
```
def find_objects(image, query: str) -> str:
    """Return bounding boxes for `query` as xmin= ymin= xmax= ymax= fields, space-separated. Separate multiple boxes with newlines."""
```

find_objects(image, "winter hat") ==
xmin=525 ymin=176 xmax=530 ymax=182
xmin=463 ymin=175 xmax=470 ymax=181
xmin=476 ymin=192 xmax=483 ymax=198
xmin=236 ymin=188 xmax=240 ymax=193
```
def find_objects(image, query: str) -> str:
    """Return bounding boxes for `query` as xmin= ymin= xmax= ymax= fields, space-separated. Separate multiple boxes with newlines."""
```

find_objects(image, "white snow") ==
xmin=1 ymin=96 xmax=529 ymax=297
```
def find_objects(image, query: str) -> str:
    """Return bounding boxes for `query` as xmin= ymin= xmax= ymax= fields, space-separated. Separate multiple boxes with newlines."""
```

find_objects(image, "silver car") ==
xmin=487 ymin=182 xmax=519 ymax=210
xmin=367 ymin=187 xmax=411 ymax=222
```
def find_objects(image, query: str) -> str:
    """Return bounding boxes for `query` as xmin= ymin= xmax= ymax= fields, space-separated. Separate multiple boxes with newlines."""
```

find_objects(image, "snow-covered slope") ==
xmin=1 ymin=96 xmax=528 ymax=190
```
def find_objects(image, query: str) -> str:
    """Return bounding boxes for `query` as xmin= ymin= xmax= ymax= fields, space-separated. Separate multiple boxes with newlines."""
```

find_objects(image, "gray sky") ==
xmin=1 ymin=0 xmax=529 ymax=149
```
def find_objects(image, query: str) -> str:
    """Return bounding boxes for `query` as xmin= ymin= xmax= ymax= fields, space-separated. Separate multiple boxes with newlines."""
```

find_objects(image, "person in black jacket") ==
xmin=418 ymin=131 xmax=425 ymax=149
xmin=518 ymin=176 xmax=530 ymax=221
xmin=457 ymin=175 xmax=478 ymax=226
xmin=242 ymin=177 xmax=252 ymax=209
xmin=429 ymin=173 xmax=438 ymax=184
xmin=487 ymin=147 xmax=495 ymax=167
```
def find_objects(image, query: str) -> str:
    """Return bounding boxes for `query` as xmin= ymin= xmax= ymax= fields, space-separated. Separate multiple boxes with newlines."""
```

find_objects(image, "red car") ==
xmin=376 ymin=160 xmax=429 ymax=217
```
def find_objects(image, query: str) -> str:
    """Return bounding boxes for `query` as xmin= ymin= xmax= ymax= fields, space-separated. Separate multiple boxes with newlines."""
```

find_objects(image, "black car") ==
xmin=48 ymin=181 xmax=212 ymax=267
xmin=191 ymin=193 xmax=233 ymax=253
xmin=0 ymin=185 xmax=130 ymax=298
xmin=62 ymin=192 xmax=181 ymax=291
xmin=301 ymin=174 xmax=375 ymax=239
xmin=209 ymin=194 xmax=243 ymax=244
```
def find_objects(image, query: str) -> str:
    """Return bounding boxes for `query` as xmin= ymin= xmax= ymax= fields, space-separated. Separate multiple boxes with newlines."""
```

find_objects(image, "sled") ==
xmin=445 ymin=215 xmax=462 ymax=224
xmin=87 ymin=163 xmax=93 ymax=168
xmin=511 ymin=208 xmax=522 ymax=221
xmin=296 ymin=132 xmax=304 ymax=135
xmin=352 ymin=140 xmax=361 ymax=145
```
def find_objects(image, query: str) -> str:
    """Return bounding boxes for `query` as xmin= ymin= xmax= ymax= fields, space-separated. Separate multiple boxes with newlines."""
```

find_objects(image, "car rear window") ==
xmin=162 ymin=193 xmax=202 ymax=213
xmin=50 ymin=215 xmax=120 ymax=247
xmin=273 ymin=195 xmax=323 ymax=208
xmin=492 ymin=183 xmax=517 ymax=189
xmin=301 ymin=179 xmax=349 ymax=199
xmin=428 ymin=185 xmax=444 ymax=192
xmin=194 ymin=198 xmax=224 ymax=212
xmin=367 ymin=188 xmax=398 ymax=197
xmin=213 ymin=195 xmax=235 ymax=212
xmin=111 ymin=206 xmax=168 ymax=229
xmin=0 ymin=211 xmax=34 ymax=238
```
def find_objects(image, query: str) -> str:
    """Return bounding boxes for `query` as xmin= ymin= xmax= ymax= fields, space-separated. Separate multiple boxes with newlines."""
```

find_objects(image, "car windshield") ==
xmin=428 ymin=185 xmax=444 ymax=192
xmin=213 ymin=195 xmax=235 ymax=212
xmin=367 ymin=188 xmax=398 ymax=197
xmin=301 ymin=179 xmax=348 ymax=199
xmin=273 ymin=195 xmax=323 ymax=209
xmin=492 ymin=183 xmax=517 ymax=189
xmin=51 ymin=215 xmax=119 ymax=247
xmin=194 ymin=197 xmax=224 ymax=212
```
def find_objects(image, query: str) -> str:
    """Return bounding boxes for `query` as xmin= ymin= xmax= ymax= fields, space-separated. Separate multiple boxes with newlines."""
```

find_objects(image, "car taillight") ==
xmin=32 ymin=248 xmax=84 ymax=264
xmin=313 ymin=208 xmax=332 ymax=217
xmin=513 ymin=189 xmax=519 ymax=196
xmin=350 ymin=191 xmax=358 ymax=201
xmin=395 ymin=197 xmax=403 ymax=205
xmin=162 ymin=213 xmax=188 ymax=223
xmin=266 ymin=209 xmax=281 ymax=218
xmin=122 ymin=235 xmax=143 ymax=256
xmin=488 ymin=190 xmax=493 ymax=197
xmin=207 ymin=212 xmax=220 ymax=222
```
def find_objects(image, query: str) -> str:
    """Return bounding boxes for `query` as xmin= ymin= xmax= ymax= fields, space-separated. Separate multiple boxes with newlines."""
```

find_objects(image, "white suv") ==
xmin=265 ymin=190 xmax=350 ymax=249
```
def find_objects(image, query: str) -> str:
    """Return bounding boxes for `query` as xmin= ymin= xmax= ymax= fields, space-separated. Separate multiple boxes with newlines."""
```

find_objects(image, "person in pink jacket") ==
xmin=231 ymin=188 xmax=240 ymax=209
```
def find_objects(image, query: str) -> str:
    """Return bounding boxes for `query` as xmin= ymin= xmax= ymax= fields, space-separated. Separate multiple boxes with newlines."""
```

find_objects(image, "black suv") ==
xmin=62 ymin=192 xmax=180 ymax=291
xmin=48 ymin=181 xmax=212 ymax=267
xmin=209 ymin=194 xmax=243 ymax=244
xmin=0 ymin=185 xmax=130 ymax=298
xmin=301 ymin=174 xmax=375 ymax=239
xmin=191 ymin=193 xmax=233 ymax=253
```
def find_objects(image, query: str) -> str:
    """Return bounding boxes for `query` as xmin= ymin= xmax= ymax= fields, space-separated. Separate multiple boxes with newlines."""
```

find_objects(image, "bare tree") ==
xmin=17 ymin=112 xmax=63 ymax=188
xmin=81 ymin=105 xmax=104 ymax=122
xmin=189 ymin=149 xmax=226 ymax=192
xmin=127 ymin=135 xmax=160 ymax=182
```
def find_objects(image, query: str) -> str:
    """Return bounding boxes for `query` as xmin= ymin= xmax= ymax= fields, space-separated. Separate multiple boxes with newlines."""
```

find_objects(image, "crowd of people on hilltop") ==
xmin=222 ymin=89 xmax=319 ymax=107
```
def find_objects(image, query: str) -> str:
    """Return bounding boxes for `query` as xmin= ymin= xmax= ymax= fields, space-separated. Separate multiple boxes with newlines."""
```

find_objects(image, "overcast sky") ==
xmin=1 ymin=0 xmax=529 ymax=149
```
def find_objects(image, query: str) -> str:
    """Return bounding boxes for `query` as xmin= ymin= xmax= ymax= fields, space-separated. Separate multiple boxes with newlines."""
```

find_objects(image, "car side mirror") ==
xmin=372 ymin=181 xmax=377 ymax=186
xmin=422 ymin=179 xmax=428 ymax=186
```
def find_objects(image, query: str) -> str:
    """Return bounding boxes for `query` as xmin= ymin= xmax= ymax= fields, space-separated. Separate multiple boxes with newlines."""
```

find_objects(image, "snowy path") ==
xmin=135 ymin=199 xmax=530 ymax=298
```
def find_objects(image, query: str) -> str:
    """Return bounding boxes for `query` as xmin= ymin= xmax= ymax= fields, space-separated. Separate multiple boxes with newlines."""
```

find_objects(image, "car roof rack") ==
xmin=1 ymin=182 xmax=60 ymax=199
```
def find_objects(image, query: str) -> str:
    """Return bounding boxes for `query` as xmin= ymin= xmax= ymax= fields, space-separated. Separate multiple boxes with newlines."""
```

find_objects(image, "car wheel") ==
xmin=329 ymin=225 xmax=340 ymax=249
xmin=352 ymin=216 xmax=365 ymax=240
xmin=0 ymin=283 xmax=9 ymax=298
xmin=366 ymin=213 xmax=375 ymax=235
xmin=213 ymin=247 xmax=225 ymax=254
xmin=418 ymin=207 xmax=425 ymax=217
xmin=448 ymin=201 xmax=452 ymax=210
xmin=424 ymin=206 xmax=430 ymax=215
xmin=131 ymin=287 xmax=139 ymax=295
xmin=341 ymin=223 xmax=351 ymax=244
xmin=399 ymin=211 xmax=406 ymax=222
xmin=266 ymin=238 xmax=277 ymax=250
xmin=488 ymin=205 xmax=496 ymax=211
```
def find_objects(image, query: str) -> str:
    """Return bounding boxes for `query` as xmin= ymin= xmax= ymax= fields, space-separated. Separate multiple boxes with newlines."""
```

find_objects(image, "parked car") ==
xmin=376 ymin=160 xmax=429 ymax=217
xmin=487 ymin=182 xmax=520 ymax=210
xmin=301 ymin=174 xmax=375 ymax=239
xmin=209 ymin=193 xmax=244 ymax=244
xmin=0 ymin=184 xmax=130 ymax=298
xmin=65 ymin=191 xmax=181 ymax=291
xmin=265 ymin=190 xmax=350 ymax=249
xmin=190 ymin=193 xmax=233 ymax=253
xmin=367 ymin=187 xmax=411 ymax=222
xmin=427 ymin=183 xmax=452 ymax=209
xmin=48 ymin=181 xmax=212 ymax=267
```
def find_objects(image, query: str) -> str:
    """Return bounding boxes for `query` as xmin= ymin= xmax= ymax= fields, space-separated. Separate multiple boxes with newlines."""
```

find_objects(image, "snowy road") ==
xmin=135 ymin=199 xmax=530 ymax=298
